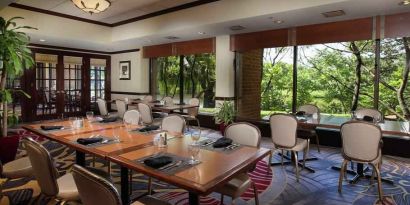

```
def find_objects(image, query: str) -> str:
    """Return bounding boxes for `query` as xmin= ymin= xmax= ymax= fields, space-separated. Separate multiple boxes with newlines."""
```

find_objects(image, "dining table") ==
xmin=23 ymin=118 xmax=271 ymax=205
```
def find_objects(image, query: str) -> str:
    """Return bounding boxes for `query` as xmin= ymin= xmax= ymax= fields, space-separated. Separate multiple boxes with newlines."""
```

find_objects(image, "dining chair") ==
xmin=269 ymin=114 xmax=309 ymax=182
xmin=138 ymin=103 xmax=161 ymax=126
xmin=182 ymin=98 xmax=200 ymax=131
xmin=116 ymin=100 xmax=127 ymax=119
xmin=355 ymin=108 xmax=383 ymax=122
xmin=161 ymin=114 xmax=186 ymax=133
xmin=22 ymin=137 xmax=80 ymax=204
xmin=123 ymin=110 xmax=140 ymax=124
xmin=297 ymin=104 xmax=321 ymax=153
xmin=0 ymin=156 xmax=33 ymax=179
xmin=215 ymin=122 xmax=261 ymax=205
xmin=143 ymin=95 xmax=153 ymax=103
xmin=97 ymin=98 xmax=109 ymax=116
xmin=162 ymin=96 xmax=174 ymax=106
xmin=72 ymin=165 xmax=170 ymax=205
xmin=338 ymin=121 xmax=384 ymax=202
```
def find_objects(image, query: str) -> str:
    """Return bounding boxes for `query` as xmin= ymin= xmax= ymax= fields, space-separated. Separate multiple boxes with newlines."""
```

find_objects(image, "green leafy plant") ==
xmin=0 ymin=17 xmax=36 ymax=137
xmin=213 ymin=101 xmax=235 ymax=124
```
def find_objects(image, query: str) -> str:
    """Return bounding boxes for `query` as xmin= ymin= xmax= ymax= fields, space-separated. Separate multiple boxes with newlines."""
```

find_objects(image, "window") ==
xmin=297 ymin=41 xmax=375 ymax=116
xmin=90 ymin=58 xmax=106 ymax=110
xmin=63 ymin=56 xmax=82 ymax=113
xmin=380 ymin=37 xmax=410 ymax=120
xmin=261 ymin=47 xmax=294 ymax=118
xmin=153 ymin=54 xmax=216 ymax=113
xmin=35 ymin=53 xmax=58 ymax=115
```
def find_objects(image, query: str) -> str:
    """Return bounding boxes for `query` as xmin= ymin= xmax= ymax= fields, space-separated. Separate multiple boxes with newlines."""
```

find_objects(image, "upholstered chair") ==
xmin=143 ymin=95 xmax=153 ymax=103
xmin=161 ymin=114 xmax=186 ymax=134
xmin=182 ymin=98 xmax=200 ymax=130
xmin=297 ymin=104 xmax=321 ymax=152
xmin=123 ymin=110 xmax=140 ymax=124
xmin=269 ymin=114 xmax=309 ymax=182
xmin=72 ymin=165 xmax=170 ymax=205
xmin=22 ymin=137 xmax=79 ymax=203
xmin=115 ymin=100 xmax=127 ymax=119
xmin=355 ymin=108 xmax=383 ymax=122
xmin=0 ymin=156 xmax=33 ymax=179
xmin=137 ymin=103 xmax=161 ymax=126
xmin=338 ymin=121 xmax=384 ymax=201
xmin=215 ymin=122 xmax=261 ymax=205
xmin=162 ymin=96 xmax=174 ymax=106
xmin=97 ymin=98 xmax=108 ymax=116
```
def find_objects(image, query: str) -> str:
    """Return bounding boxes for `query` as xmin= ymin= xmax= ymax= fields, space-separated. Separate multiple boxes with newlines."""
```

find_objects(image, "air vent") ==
xmin=229 ymin=25 xmax=245 ymax=31
xmin=165 ymin=36 xmax=179 ymax=40
xmin=321 ymin=10 xmax=345 ymax=18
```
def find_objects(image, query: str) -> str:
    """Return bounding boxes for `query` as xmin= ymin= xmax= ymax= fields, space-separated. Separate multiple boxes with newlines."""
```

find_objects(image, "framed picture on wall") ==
xmin=119 ymin=61 xmax=131 ymax=80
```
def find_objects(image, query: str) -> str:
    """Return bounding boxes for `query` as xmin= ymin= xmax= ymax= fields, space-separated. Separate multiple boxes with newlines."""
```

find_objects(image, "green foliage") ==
xmin=213 ymin=101 xmax=235 ymax=124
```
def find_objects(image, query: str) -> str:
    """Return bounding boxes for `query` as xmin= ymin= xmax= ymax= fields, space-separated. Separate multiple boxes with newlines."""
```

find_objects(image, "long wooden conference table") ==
xmin=23 ymin=119 xmax=270 ymax=205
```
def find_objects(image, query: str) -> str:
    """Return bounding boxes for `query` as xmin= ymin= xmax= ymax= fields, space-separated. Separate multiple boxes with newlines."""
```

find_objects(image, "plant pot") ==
xmin=219 ymin=123 xmax=228 ymax=136
xmin=0 ymin=135 xmax=20 ymax=164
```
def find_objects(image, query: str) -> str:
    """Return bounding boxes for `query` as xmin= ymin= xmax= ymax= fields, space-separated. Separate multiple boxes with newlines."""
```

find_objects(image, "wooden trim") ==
xmin=111 ymin=0 xmax=220 ymax=26
xmin=230 ymin=29 xmax=288 ymax=52
xmin=111 ymin=91 xmax=150 ymax=95
xmin=29 ymin=44 xmax=140 ymax=55
xmin=385 ymin=12 xmax=410 ymax=38
xmin=143 ymin=38 xmax=216 ymax=58
xmin=9 ymin=1 xmax=219 ymax=27
xmin=143 ymin=43 xmax=173 ymax=58
xmin=215 ymin=96 xmax=236 ymax=101
xmin=9 ymin=3 xmax=112 ymax=27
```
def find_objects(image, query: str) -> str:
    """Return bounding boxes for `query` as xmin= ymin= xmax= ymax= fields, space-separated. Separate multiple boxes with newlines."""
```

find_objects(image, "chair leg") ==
xmin=252 ymin=182 xmax=259 ymax=205
xmin=315 ymin=133 xmax=320 ymax=153
xmin=148 ymin=177 xmax=153 ymax=195
xmin=92 ymin=156 xmax=96 ymax=167
xmin=220 ymin=194 xmax=224 ymax=205
xmin=303 ymin=139 xmax=309 ymax=169
xmin=293 ymin=151 xmax=300 ymax=182
xmin=281 ymin=149 xmax=284 ymax=165
xmin=372 ymin=163 xmax=384 ymax=202
xmin=107 ymin=161 xmax=111 ymax=175
xmin=129 ymin=171 xmax=133 ymax=195
xmin=338 ymin=159 xmax=348 ymax=193
xmin=196 ymin=118 xmax=201 ymax=129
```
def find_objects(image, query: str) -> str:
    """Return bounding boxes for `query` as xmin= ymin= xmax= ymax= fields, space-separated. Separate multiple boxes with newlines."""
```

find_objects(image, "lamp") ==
xmin=71 ymin=0 xmax=111 ymax=14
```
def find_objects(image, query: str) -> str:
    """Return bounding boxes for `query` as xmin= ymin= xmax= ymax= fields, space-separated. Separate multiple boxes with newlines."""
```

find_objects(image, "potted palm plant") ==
xmin=0 ymin=17 xmax=35 ymax=163
xmin=213 ymin=101 xmax=235 ymax=135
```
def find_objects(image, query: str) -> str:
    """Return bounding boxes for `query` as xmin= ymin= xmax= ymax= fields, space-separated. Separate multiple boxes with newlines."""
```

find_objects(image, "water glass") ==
xmin=188 ymin=144 xmax=200 ymax=165
xmin=69 ymin=117 xmax=81 ymax=129
xmin=112 ymin=128 xmax=120 ymax=142
xmin=190 ymin=130 xmax=201 ymax=145
xmin=86 ymin=111 xmax=94 ymax=122
xmin=351 ymin=111 xmax=356 ymax=120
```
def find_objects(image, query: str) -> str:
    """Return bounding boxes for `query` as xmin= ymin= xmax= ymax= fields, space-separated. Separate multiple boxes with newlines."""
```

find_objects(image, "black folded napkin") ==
xmin=40 ymin=125 xmax=64 ymax=131
xmin=213 ymin=137 xmax=233 ymax=148
xmin=77 ymin=137 xmax=103 ymax=145
xmin=295 ymin=111 xmax=306 ymax=116
xmin=138 ymin=125 xmax=160 ymax=132
xmin=152 ymin=100 xmax=160 ymax=103
xmin=152 ymin=112 xmax=164 ymax=118
xmin=362 ymin=115 xmax=374 ymax=122
xmin=143 ymin=156 xmax=173 ymax=169
xmin=154 ymin=104 xmax=164 ymax=107
xmin=100 ymin=117 xmax=117 ymax=123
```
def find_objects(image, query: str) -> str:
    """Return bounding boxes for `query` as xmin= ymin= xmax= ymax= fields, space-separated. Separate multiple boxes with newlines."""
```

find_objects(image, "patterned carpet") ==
xmin=1 ymin=128 xmax=410 ymax=205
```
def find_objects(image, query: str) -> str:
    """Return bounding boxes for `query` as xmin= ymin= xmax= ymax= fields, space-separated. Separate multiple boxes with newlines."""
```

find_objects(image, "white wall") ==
xmin=215 ymin=35 xmax=235 ymax=98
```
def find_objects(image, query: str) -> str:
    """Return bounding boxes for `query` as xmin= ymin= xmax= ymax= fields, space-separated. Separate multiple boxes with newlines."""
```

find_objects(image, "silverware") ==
xmin=225 ymin=144 xmax=240 ymax=150
xmin=158 ymin=160 xmax=180 ymax=170
xmin=138 ymin=153 xmax=162 ymax=162
xmin=161 ymin=160 xmax=183 ymax=170
xmin=202 ymin=140 xmax=216 ymax=146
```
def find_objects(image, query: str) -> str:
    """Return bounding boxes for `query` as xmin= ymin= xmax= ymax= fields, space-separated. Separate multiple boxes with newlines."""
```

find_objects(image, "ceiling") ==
xmin=15 ymin=0 xmax=197 ymax=24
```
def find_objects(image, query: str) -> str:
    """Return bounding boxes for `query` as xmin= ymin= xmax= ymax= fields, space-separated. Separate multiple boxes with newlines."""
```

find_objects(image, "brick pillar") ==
xmin=237 ymin=49 xmax=262 ymax=120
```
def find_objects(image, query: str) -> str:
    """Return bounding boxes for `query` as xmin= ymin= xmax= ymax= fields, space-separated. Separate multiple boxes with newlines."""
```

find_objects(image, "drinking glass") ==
xmin=190 ymin=130 xmax=201 ymax=145
xmin=188 ymin=144 xmax=200 ymax=165
xmin=373 ymin=116 xmax=381 ymax=124
xmin=112 ymin=128 xmax=120 ymax=142
xmin=351 ymin=111 xmax=356 ymax=120
xmin=124 ymin=119 xmax=138 ymax=132
xmin=86 ymin=111 xmax=94 ymax=122
xmin=69 ymin=117 xmax=78 ymax=129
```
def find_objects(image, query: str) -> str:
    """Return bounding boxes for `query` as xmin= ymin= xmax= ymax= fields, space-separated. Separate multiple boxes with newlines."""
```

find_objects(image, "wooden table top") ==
xmin=109 ymin=137 xmax=271 ymax=195
xmin=294 ymin=114 xmax=410 ymax=136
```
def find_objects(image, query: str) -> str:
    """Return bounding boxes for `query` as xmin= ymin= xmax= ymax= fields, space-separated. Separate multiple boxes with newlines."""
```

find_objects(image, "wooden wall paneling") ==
xmin=385 ymin=12 xmax=410 ymax=38
xmin=143 ymin=43 xmax=173 ymax=58
xmin=174 ymin=38 xmax=216 ymax=55
xmin=230 ymin=29 xmax=288 ymax=52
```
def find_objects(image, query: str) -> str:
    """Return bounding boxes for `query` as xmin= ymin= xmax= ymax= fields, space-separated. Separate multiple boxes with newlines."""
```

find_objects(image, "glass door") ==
xmin=63 ymin=56 xmax=83 ymax=116
xmin=90 ymin=58 xmax=106 ymax=112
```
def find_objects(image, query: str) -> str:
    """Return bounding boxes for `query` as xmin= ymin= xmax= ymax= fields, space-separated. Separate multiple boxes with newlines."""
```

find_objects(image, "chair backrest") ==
xmin=269 ymin=114 xmax=298 ymax=148
xmin=187 ymin=98 xmax=200 ymax=117
xmin=143 ymin=95 xmax=153 ymax=103
xmin=115 ymin=100 xmax=127 ymax=119
xmin=225 ymin=122 xmax=261 ymax=148
xmin=138 ymin=103 xmax=153 ymax=124
xmin=163 ymin=96 xmax=174 ymax=106
xmin=298 ymin=104 xmax=320 ymax=116
xmin=355 ymin=108 xmax=383 ymax=122
xmin=123 ymin=110 xmax=140 ymax=124
xmin=72 ymin=165 xmax=121 ymax=205
xmin=341 ymin=121 xmax=382 ymax=162
xmin=161 ymin=114 xmax=186 ymax=133
xmin=22 ymin=137 xmax=59 ymax=197
xmin=97 ymin=99 xmax=108 ymax=116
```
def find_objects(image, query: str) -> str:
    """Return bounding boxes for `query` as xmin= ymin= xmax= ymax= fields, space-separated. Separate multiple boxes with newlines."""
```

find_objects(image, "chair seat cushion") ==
xmin=2 ymin=157 xmax=33 ymax=179
xmin=290 ymin=138 xmax=308 ymax=152
xmin=56 ymin=173 xmax=80 ymax=201
xmin=215 ymin=173 xmax=252 ymax=199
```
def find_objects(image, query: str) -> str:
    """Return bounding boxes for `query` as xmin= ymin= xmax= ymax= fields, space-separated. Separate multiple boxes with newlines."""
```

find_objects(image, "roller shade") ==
xmin=230 ymin=29 xmax=289 ymax=52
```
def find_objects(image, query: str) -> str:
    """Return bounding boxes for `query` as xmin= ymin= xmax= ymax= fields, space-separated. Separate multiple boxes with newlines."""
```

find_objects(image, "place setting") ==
xmin=73 ymin=133 xmax=121 ymax=147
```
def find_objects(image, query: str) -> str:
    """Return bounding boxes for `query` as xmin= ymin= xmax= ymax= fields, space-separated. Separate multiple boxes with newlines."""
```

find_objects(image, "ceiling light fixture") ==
xmin=39 ymin=39 xmax=46 ymax=42
xmin=399 ymin=0 xmax=410 ymax=5
xmin=273 ymin=20 xmax=284 ymax=24
xmin=321 ymin=10 xmax=346 ymax=18
xmin=165 ymin=36 xmax=180 ymax=40
xmin=198 ymin=32 xmax=206 ymax=35
xmin=71 ymin=0 xmax=111 ymax=15
xmin=229 ymin=25 xmax=245 ymax=31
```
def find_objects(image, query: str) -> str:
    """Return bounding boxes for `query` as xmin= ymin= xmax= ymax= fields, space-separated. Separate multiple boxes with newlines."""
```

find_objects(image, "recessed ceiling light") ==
xmin=321 ymin=10 xmax=346 ymax=18
xmin=229 ymin=25 xmax=245 ymax=31
xmin=39 ymin=39 xmax=46 ymax=42
xmin=165 ymin=36 xmax=179 ymax=40
xmin=399 ymin=0 xmax=410 ymax=5
xmin=273 ymin=20 xmax=284 ymax=24
xmin=198 ymin=32 xmax=206 ymax=35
